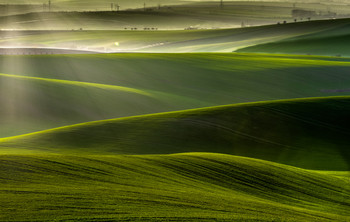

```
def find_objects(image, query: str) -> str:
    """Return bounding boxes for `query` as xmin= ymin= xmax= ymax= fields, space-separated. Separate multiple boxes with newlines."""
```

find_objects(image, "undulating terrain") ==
xmin=237 ymin=21 xmax=350 ymax=56
xmin=1 ymin=1 xmax=346 ymax=30
xmin=1 ymin=53 xmax=350 ymax=137
xmin=1 ymin=153 xmax=349 ymax=221
xmin=1 ymin=1 xmax=349 ymax=221
xmin=1 ymin=18 xmax=350 ymax=52
xmin=1 ymin=96 xmax=350 ymax=170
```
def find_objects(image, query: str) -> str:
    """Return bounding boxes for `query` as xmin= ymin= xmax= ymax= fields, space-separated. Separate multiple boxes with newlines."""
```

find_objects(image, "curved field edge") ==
xmin=235 ymin=35 xmax=350 ymax=57
xmin=0 ymin=71 xmax=204 ymax=138
xmin=0 ymin=72 xmax=209 ymax=105
xmin=0 ymin=153 xmax=349 ymax=221
xmin=1 ymin=96 xmax=350 ymax=170
xmin=2 ymin=52 xmax=350 ymax=139
xmin=0 ymin=73 xmax=152 ymax=96
xmin=2 ymin=17 xmax=350 ymax=52
xmin=235 ymin=23 xmax=350 ymax=57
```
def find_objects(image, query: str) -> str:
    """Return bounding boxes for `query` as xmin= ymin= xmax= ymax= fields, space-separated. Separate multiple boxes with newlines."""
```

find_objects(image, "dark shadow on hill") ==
xmin=2 ymin=95 xmax=350 ymax=171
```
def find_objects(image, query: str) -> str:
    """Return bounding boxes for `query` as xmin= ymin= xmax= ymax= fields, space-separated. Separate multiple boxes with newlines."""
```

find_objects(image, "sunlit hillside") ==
xmin=237 ymin=21 xmax=350 ymax=56
xmin=1 ymin=53 xmax=350 ymax=137
xmin=1 ymin=96 xmax=350 ymax=170
xmin=1 ymin=18 xmax=350 ymax=53
xmin=1 ymin=1 xmax=349 ymax=221
xmin=1 ymin=1 xmax=349 ymax=29
xmin=1 ymin=153 xmax=349 ymax=221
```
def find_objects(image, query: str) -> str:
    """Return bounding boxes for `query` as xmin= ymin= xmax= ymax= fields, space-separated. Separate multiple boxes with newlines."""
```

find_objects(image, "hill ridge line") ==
xmin=0 ymin=72 xmax=152 ymax=96
xmin=1 ymin=95 xmax=349 ymax=141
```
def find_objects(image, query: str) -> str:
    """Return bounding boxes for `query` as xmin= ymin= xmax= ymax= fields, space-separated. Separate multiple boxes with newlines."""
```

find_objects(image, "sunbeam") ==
xmin=0 ymin=1 xmax=349 ymax=221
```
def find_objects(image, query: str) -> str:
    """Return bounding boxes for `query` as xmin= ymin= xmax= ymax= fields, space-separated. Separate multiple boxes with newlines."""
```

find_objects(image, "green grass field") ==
xmin=1 ymin=53 xmax=350 ymax=137
xmin=1 ymin=13 xmax=350 ymax=220
xmin=0 ymin=153 xmax=349 ymax=221
xmin=2 ymin=18 xmax=350 ymax=52
xmin=1 ymin=0 xmax=349 ymax=30
xmin=1 ymin=96 xmax=350 ymax=171
xmin=1 ymin=96 xmax=350 ymax=221
xmin=0 ymin=1 xmax=304 ymax=30
xmin=237 ymin=21 xmax=350 ymax=56
xmin=0 ymin=0 xmax=182 ymax=13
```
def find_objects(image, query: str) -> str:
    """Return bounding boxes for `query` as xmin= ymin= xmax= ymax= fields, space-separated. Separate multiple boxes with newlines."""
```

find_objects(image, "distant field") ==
xmin=0 ymin=1 xmax=337 ymax=30
xmin=0 ymin=153 xmax=349 ymax=221
xmin=2 ymin=96 xmax=350 ymax=170
xmin=1 ymin=53 xmax=350 ymax=137
xmin=1 ymin=18 xmax=350 ymax=52
xmin=0 ymin=47 xmax=97 ymax=55
xmin=0 ymin=0 xmax=181 ymax=13
xmin=237 ymin=21 xmax=350 ymax=56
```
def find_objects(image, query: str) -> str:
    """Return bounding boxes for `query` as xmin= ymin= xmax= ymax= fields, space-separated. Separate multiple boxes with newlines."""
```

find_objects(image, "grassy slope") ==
xmin=0 ymin=2 xmax=295 ymax=30
xmin=0 ymin=0 xmax=179 ymax=12
xmin=2 ymin=96 xmax=350 ymax=171
xmin=149 ymin=18 xmax=350 ymax=52
xmin=1 ymin=53 xmax=350 ymax=137
xmin=236 ymin=22 xmax=350 ymax=56
xmin=1 ymin=1 xmax=348 ymax=30
xmin=2 ymin=18 xmax=350 ymax=52
xmin=0 ymin=153 xmax=349 ymax=221
xmin=0 ymin=72 xmax=191 ymax=138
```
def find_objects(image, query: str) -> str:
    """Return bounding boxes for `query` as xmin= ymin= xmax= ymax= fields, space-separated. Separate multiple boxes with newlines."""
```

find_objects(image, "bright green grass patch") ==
xmin=0 ymin=153 xmax=349 ymax=221
xmin=2 ymin=96 xmax=350 ymax=170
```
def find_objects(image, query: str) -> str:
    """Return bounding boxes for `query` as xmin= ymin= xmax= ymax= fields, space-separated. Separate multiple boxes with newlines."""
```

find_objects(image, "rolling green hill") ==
xmin=236 ymin=22 xmax=350 ymax=56
xmin=2 ymin=2 xmax=350 ymax=221
xmin=0 ymin=72 xmax=193 ymax=137
xmin=2 ymin=96 xmax=350 ymax=170
xmin=1 ymin=53 xmax=350 ymax=137
xmin=1 ymin=153 xmax=349 ymax=221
